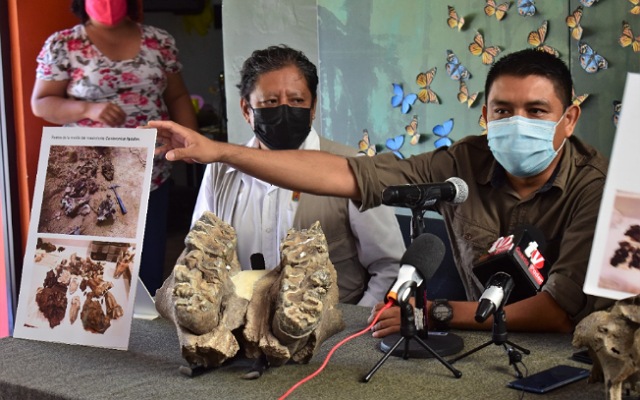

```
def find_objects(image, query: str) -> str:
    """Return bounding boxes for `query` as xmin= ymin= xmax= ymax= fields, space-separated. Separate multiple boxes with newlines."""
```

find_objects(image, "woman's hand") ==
xmin=86 ymin=102 xmax=126 ymax=127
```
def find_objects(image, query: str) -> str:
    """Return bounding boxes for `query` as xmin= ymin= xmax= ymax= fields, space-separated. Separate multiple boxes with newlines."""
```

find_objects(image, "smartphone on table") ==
xmin=507 ymin=365 xmax=590 ymax=394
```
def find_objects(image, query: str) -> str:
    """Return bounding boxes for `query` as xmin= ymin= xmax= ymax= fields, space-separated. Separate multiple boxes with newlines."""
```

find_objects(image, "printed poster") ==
xmin=584 ymin=73 xmax=640 ymax=300
xmin=13 ymin=127 xmax=156 ymax=350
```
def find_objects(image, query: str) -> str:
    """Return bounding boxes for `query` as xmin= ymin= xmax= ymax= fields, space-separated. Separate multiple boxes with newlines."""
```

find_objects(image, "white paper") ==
xmin=13 ymin=127 xmax=156 ymax=350
xmin=584 ymin=73 xmax=640 ymax=300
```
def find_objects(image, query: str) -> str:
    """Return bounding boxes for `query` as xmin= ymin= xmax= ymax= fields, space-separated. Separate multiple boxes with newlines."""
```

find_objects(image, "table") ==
xmin=0 ymin=304 xmax=607 ymax=400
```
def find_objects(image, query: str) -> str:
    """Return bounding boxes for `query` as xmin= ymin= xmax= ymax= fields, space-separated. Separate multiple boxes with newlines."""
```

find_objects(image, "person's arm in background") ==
xmin=31 ymin=79 xmax=126 ymax=126
xmin=348 ymin=202 xmax=405 ymax=307
xmin=150 ymin=120 xmax=360 ymax=199
xmin=163 ymin=72 xmax=198 ymax=131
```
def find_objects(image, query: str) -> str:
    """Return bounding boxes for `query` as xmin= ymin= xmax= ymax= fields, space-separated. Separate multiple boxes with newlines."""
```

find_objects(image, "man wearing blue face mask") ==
xmin=190 ymin=45 xmax=406 ymax=307
xmin=151 ymin=49 xmax=611 ymax=335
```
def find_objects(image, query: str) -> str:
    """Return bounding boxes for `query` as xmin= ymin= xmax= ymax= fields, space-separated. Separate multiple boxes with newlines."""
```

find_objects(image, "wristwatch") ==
xmin=429 ymin=299 xmax=453 ymax=331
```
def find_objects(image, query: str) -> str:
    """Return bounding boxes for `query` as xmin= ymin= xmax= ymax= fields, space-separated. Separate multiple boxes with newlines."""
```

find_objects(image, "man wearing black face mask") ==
xmin=190 ymin=45 xmax=406 ymax=307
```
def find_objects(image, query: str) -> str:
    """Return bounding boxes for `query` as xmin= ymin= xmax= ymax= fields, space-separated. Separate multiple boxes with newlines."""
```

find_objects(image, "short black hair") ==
xmin=71 ymin=0 xmax=140 ymax=24
xmin=485 ymin=49 xmax=573 ymax=109
xmin=237 ymin=45 xmax=318 ymax=103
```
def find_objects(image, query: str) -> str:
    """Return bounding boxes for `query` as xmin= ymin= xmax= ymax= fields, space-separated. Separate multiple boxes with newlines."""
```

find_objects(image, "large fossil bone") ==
xmin=155 ymin=211 xmax=344 ymax=373
xmin=572 ymin=294 xmax=640 ymax=400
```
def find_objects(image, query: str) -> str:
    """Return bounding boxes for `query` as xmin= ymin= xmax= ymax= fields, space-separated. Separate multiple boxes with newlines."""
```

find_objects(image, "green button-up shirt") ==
xmin=348 ymin=134 xmax=612 ymax=323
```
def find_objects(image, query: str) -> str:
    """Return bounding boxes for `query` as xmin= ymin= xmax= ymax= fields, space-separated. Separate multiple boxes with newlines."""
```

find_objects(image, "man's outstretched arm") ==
xmin=149 ymin=120 xmax=360 ymax=199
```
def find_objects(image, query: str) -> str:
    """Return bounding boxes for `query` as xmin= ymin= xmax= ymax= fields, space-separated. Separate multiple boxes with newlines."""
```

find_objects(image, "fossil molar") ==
xmin=155 ymin=212 xmax=345 ymax=373
xmin=573 ymin=295 xmax=640 ymax=400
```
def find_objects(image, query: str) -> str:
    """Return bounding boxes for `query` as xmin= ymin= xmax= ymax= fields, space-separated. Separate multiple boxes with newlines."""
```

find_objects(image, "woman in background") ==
xmin=31 ymin=0 xmax=198 ymax=295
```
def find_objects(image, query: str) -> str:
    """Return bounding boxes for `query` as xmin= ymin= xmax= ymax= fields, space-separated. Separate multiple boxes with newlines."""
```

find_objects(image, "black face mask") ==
xmin=252 ymin=105 xmax=312 ymax=150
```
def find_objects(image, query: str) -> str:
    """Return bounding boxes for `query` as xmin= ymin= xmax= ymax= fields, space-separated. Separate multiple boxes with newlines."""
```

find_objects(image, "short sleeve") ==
xmin=35 ymin=30 xmax=71 ymax=81
xmin=156 ymin=28 xmax=182 ymax=74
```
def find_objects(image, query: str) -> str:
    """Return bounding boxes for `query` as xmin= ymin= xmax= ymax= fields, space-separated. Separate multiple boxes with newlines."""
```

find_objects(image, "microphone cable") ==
xmin=278 ymin=299 xmax=394 ymax=400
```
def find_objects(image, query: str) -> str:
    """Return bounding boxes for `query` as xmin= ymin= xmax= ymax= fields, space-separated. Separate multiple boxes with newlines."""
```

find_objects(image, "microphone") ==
xmin=381 ymin=177 xmax=469 ymax=208
xmin=472 ymin=225 xmax=547 ymax=304
xmin=386 ymin=233 xmax=446 ymax=303
xmin=475 ymin=271 xmax=514 ymax=323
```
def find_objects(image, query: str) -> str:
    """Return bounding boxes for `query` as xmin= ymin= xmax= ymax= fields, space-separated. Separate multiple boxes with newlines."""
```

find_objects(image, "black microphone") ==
xmin=381 ymin=177 xmax=469 ymax=208
xmin=472 ymin=225 xmax=547 ymax=304
xmin=250 ymin=253 xmax=265 ymax=270
xmin=475 ymin=271 xmax=514 ymax=323
xmin=386 ymin=233 xmax=446 ymax=303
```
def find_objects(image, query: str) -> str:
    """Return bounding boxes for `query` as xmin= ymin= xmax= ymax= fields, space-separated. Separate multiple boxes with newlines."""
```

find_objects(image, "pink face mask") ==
xmin=85 ymin=0 xmax=128 ymax=26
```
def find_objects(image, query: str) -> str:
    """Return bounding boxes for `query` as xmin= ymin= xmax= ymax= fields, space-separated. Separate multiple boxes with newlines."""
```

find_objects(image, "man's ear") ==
xmin=563 ymin=104 xmax=581 ymax=138
xmin=240 ymin=98 xmax=252 ymax=124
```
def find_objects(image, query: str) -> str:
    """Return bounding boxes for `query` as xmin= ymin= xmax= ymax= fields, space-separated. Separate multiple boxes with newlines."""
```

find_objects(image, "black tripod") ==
xmin=448 ymin=306 xmax=530 ymax=378
xmin=363 ymin=282 xmax=462 ymax=382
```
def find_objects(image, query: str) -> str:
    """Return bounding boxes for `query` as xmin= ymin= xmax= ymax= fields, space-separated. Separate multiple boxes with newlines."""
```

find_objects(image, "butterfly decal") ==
xmin=578 ymin=41 xmax=608 ymax=73
xmin=517 ymin=0 xmax=536 ymax=17
xmin=433 ymin=118 xmax=454 ymax=149
xmin=630 ymin=0 xmax=640 ymax=15
xmin=619 ymin=21 xmax=640 ymax=53
xmin=416 ymin=67 xmax=439 ymax=104
xmin=579 ymin=0 xmax=599 ymax=7
xmin=385 ymin=134 xmax=405 ymax=159
xmin=566 ymin=6 xmax=583 ymax=41
xmin=358 ymin=129 xmax=377 ymax=157
xmin=528 ymin=20 xmax=560 ymax=57
xmin=405 ymin=115 xmax=421 ymax=145
xmin=447 ymin=5 xmax=465 ymax=31
xmin=571 ymin=88 xmax=589 ymax=107
xmin=478 ymin=114 xmax=488 ymax=135
xmin=391 ymin=83 xmax=418 ymax=114
xmin=457 ymin=81 xmax=479 ymax=108
xmin=469 ymin=31 xmax=501 ymax=65
xmin=484 ymin=0 xmax=510 ymax=21
xmin=445 ymin=50 xmax=471 ymax=81
xmin=613 ymin=101 xmax=622 ymax=127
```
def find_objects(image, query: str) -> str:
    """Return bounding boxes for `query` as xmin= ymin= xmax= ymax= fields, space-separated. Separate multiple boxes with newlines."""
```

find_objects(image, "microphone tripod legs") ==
xmin=363 ymin=334 xmax=462 ymax=382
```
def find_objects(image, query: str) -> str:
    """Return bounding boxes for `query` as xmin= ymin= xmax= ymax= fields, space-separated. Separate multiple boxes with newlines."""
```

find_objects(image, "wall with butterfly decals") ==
xmin=317 ymin=0 xmax=640 ymax=160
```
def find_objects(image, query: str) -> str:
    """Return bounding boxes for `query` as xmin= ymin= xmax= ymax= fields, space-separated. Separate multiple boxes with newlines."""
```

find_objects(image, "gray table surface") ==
xmin=0 ymin=303 xmax=607 ymax=400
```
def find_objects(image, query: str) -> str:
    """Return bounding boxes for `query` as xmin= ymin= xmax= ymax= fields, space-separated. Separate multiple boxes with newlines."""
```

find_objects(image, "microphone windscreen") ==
xmin=445 ymin=177 xmax=469 ymax=204
xmin=400 ymin=233 xmax=446 ymax=281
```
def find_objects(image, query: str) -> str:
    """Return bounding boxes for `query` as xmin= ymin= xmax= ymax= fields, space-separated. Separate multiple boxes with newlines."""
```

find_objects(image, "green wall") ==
xmin=318 ymin=0 xmax=640 ymax=159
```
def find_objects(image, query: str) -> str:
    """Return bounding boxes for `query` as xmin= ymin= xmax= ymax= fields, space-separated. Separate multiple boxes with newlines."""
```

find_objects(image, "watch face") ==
xmin=433 ymin=304 xmax=452 ymax=322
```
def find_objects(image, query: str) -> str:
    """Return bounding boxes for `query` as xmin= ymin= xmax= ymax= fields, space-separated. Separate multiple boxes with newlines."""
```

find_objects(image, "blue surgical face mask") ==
xmin=487 ymin=114 xmax=566 ymax=178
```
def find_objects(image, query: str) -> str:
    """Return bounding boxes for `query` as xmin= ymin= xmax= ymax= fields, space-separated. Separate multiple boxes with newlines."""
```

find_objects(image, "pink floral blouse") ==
xmin=36 ymin=23 xmax=182 ymax=191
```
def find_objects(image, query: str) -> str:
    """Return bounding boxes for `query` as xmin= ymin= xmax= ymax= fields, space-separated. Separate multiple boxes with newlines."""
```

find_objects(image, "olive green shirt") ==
xmin=347 ymin=134 xmax=612 ymax=323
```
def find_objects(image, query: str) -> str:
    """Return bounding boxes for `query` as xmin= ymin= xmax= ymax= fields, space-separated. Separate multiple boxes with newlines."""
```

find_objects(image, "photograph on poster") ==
xmin=20 ymin=237 xmax=135 ymax=347
xmin=597 ymin=191 xmax=640 ymax=294
xmin=37 ymin=145 xmax=149 ymax=238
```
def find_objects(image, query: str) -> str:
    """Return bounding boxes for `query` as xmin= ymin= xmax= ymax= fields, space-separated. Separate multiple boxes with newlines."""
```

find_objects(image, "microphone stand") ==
xmin=363 ymin=282 xmax=462 ymax=382
xmin=447 ymin=306 xmax=530 ymax=378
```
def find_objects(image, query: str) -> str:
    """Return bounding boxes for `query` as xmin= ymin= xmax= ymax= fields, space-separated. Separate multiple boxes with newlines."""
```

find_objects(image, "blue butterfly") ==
xmin=517 ymin=0 xmax=536 ymax=16
xmin=385 ymin=134 xmax=405 ymax=159
xmin=445 ymin=50 xmax=471 ymax=81
xmin=433 ymin=118 xmax=454 ymax=148
xmin=391 ymin=83 xmax=418 ymax=114
xmin=578 ymin=41 xmax=608 ymax=73
xmin=579 ymin=0 xmax=598 ymax=7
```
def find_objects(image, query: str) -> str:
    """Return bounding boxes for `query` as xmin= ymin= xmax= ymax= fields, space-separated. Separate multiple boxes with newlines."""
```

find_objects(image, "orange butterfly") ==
xmin=478 ymin=114 xmax=487 ymax=135
xmin=416 ymin=67 xmax=439 ymax=104
xmin=469 ymin=31 xmax=501 ymax=65
xmin=457 ymin=81 xmax=479 ymax=108
xmin=566 ymin=6 xmax=583 ymax=41
xmin=630 ymin=0 xmax=640 ymax=14
xmin=619 ymin=20 xmax=640 ymax=52
xmin=484 ymin=0 xmax=510 ymax=21
xmin=405 ymin=115 xmax=420 ymax=145
xmin=528 ymin=20 xmax=560 ymax=57
xmin=571 ymin=88 xmax=589 ymax=107
xmin=358 ymin=129 xmax=377 ymax=156
xmin=447 ymin=5 xmax=465 ymax=31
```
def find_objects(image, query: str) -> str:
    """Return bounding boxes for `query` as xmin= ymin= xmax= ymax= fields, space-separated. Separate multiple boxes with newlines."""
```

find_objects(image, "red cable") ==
xmin=278 ymin=300 xmax=394 ymax=400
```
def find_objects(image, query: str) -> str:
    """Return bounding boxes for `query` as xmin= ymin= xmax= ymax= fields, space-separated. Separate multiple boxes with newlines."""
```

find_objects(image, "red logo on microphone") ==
xmin=488 ymin=235 xmax=514 ymax=255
